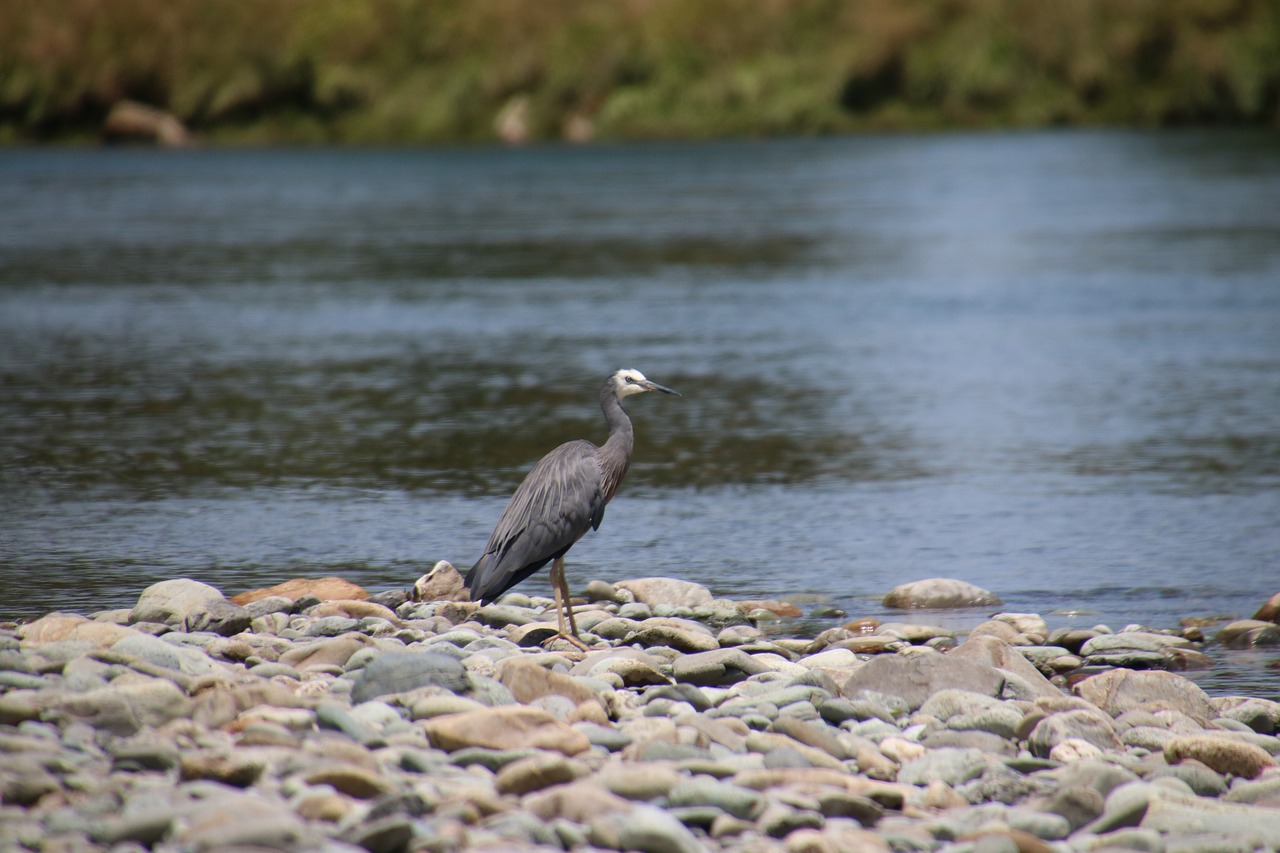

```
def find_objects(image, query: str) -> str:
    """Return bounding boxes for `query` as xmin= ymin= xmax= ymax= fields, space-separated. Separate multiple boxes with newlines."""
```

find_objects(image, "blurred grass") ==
xmin=2 ymin=0 xmax=1277 ymax=144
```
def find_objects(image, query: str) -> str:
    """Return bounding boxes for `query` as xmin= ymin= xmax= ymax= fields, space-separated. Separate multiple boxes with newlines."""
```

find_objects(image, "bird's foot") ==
xmin=542 ymin=632 xmax=591 ymax=653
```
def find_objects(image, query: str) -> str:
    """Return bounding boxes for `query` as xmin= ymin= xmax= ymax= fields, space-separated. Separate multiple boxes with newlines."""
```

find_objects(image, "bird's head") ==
xmin=610 ymin=368 xmax=680 ymax=399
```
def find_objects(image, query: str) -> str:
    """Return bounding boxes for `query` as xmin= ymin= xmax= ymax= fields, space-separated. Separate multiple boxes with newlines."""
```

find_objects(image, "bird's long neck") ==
xmin=598 ymin=382 xmax=634 ymax=503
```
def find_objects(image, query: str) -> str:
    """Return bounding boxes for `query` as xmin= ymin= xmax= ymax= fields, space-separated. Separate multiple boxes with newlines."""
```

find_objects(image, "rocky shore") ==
xmin=2 ymin=571 xmax=1279 ymax=853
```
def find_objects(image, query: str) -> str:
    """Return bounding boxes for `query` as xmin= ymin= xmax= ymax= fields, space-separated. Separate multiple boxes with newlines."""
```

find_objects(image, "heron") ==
xmin=464 ymin=368 xmax=679 ymax=646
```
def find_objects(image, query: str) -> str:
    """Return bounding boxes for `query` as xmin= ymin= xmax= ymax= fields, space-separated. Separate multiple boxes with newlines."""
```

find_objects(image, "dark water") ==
xmin=3 ymin=132 xmax=1279 ymax=694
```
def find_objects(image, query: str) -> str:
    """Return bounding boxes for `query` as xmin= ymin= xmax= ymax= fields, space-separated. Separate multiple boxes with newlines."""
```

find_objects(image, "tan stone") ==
xmin=593 ymin=762 xmax=683 ymax=801
xmin=495 ymin=752 xmax=585 ymax=795
xmin=293 ymin=790 xmax=356 ymax=822
xmin=14 ymin=616 xmax=142 ymax=650
xmin=524 ymin=779 xmax=633 ymax=823
xmin=1253 ymin=591 xmax=1280 ymax=623
xmin=1164 ymin=735 xmax=1276 ymax=779
xmin=414 ymin=560 xmax=470 ymax=602
xmin=308 ymin=600 xmax=400 ymax=623
xmin=278 ymin=635 xmax=373 ymax=671
xmin=421 ymin=706 xmax=590 ymax=755
xmin=231 ymin=577 xmax=367 ymax=606
xmin=740 ymin=599 xmax=803 ymax=618
xmin=302 ymin=764 xmax=396 ymax=799
xmin=614 ymin=577 xmax=713 ymax=608
xmin=498 ymin=657 xmax=603 ymax=710
xmin=841 ymin=617 xmax=882 ymax=635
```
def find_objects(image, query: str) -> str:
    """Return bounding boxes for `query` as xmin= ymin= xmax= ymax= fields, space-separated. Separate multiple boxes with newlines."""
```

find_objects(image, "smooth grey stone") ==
xmin=584 ymin=579 xmax=620 ymax=602
xmin=589 ymin=802 xmax=703 ymax=853
xmin=109 ymin=739 xmax=181 ymax=772
xmin=1223 ymin=772 xmax=1280 ymax=804
xmin=315 ymin=702 xmax=377 ymax=744
xmin=1053 ymin=758 xmax=1139 ymax=799
xmin=474 ymin=604 xmax=536 ymax=628
xmin=1137 ymin=783 xmax=1280 ymax=845
xmin=921 ymin=728 xmax=1018 ymax=756
xmin=642 ymin=682 xmax=713 ymax=712
xmin=58 ymin=679 xmax=190 ymax=736
xmin=463 ymin=675 xmax=516 ymax=707
xmin=0 ymin=651 xmax=36 ymax=673
xmin=343 ymin=646 xmax=383 ymax=672
xmin=304 ymin=616 xmax=361 ymax=637
xmin=1214 ymin=696 xmax=1280 ymax=734
xmin=1003 ymin=755 xmax=1058 ymax=773
xmin=634 ymin=741 xmax=715 ymax=762
xmin=110 ymin=633 xmax=215 ymax=675
xmin=955 ymin=764 xmax=1049 ymax=811
xmin=762 ymin=747 xmax=814 ymax=769
xmin=971 ymin=835 xmax=1019 ymax=853
xmin=816 ymin=697 xmax=862 ymax=726
xmin=130 ymin=578 xmax=226 ymax=625
xmin=184 ymin=598 xmax=252 ymax=636
xmin=245 ymin=595 xmax=295 ymax=618
xmin=1081 ymin=781 xmax=1156 ymax=834
xmin=666 ymin=777 xmax=763 ymax=819
xmin=1081 ymin=630 xmax=1192 ymax=654
xmin=1006 ymin=806 xmax=1071 ymax=839
xmin=553 ymin=818 xmax=589 ymax=850
xmin=1026 ymin=709 xmax=1121 ymax=757
xmin=757 ymin=803 xmax=824 ymax=838
xmin=28 ymin=641 xmax=95 ymax=670
xmin=246 ymin=661 xmax=301 ymax=680
xmin=293 ymin=594 xmax=323 ymax=610
xmin=619 ymin=602 xmax=653 ymax=620
xmin=448 ymin=747 xmax=537 ymax=772
xmin=368 ymin=588 xmax=409 ymax=610
xmin=770 ymin=715 xmax=849 ymax=759
xmin=898 ymin=747 xmax=992 ymax=787
xmin=399 ymin=748 xmax=449 ymax=774
xmin=1167 ymin=835 xmax=1268 ymax=853
xmin=814 ymin=790 xmax=883 ymax=826
xmin=1078 ymin=827 xmax=1164 ymax=852
xmin=576 ymin=722 xmax=633 ymax=751
xmin=666 ymin=805 xmax=722 ymax=829
xmin=341 ymin=814 xmax=416 ymax=853
xmin=882 ymin=578 xmax=1002 ymax=609
xmin=349 ymin=651 xmax=467 ymax=703
xmin=0 ymin=760 xmax=60 ymax=805
xmin=843 ymin=652 xmax=1005 ymax=711
xmin=0 ymin=672 xmax=51 ymax=690
xmin=1148 ymin=761 xmax=1227 ymax=797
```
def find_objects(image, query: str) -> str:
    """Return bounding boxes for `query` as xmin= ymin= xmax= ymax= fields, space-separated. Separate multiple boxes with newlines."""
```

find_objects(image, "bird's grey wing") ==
xmin=467 ymin=440 xmax=605 ymax=602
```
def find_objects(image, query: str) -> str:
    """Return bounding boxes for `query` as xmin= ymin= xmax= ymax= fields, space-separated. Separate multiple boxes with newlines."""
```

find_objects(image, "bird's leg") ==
xmin=548 ymin=557 xmax=589 ymax=651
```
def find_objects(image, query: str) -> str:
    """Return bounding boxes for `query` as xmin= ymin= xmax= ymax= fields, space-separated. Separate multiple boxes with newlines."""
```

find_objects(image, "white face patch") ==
xmin=614 ymin=368 xmax=650 ymax=397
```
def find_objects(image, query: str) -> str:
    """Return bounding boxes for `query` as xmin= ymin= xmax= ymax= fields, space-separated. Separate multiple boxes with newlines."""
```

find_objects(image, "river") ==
xmin=2 ymin=131 xmax=1279 ymax=693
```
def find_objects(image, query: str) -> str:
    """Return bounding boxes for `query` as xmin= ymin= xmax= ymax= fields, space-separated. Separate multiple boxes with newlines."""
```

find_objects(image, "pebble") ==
xmin=3 ymin=575 xmax=1278 ymax=852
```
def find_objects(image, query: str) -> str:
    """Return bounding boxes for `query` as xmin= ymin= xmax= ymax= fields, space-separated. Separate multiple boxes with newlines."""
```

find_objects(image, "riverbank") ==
xmin=2 ymin=571 xmax=1279 ymax=852
xmin=3 ymin=0 xmax=1278 ymax=145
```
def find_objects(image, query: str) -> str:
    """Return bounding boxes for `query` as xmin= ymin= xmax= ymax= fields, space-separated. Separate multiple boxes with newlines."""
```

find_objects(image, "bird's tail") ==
xmin=463 ymin=555 xmax=492 ymax=604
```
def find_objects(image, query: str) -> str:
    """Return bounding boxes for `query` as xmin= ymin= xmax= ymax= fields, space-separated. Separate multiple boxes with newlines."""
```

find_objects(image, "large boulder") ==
xmin=231 ymin=577 xmax=368 ymax=606
xmin=1072 ymin=668 xmax=1216 ymax=723
xmin=615 ymin=577 xmax=714 ymax=608
xmin=131 ymin=579 xmax=227 ymax=626
xmin=882 ymin=578 xmax=1003 ymax=610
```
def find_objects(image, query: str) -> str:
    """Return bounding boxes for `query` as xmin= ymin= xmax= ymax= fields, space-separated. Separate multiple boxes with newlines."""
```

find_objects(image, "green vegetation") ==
xmin=3 ymin=0 xmax=1278 ymax=144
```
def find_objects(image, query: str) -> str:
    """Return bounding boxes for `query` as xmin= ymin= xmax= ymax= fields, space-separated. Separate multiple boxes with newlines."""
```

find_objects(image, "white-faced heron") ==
xmin=464 ymin=368 xmax=679 ymax=645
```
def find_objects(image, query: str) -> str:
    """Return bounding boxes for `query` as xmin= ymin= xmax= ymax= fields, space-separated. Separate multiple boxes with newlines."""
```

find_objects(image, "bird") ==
xmin=465 ymin=368 xmax=679 ymax=646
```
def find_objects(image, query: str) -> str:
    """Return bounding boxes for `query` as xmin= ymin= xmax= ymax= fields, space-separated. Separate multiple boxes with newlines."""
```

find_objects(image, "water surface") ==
xmin=3 ymin=132 xmax=1279 ymax=693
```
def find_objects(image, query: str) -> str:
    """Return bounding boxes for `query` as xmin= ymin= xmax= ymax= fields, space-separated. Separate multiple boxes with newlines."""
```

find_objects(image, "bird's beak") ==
xmin=644 ymin=380 xmax=680 ymax=396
